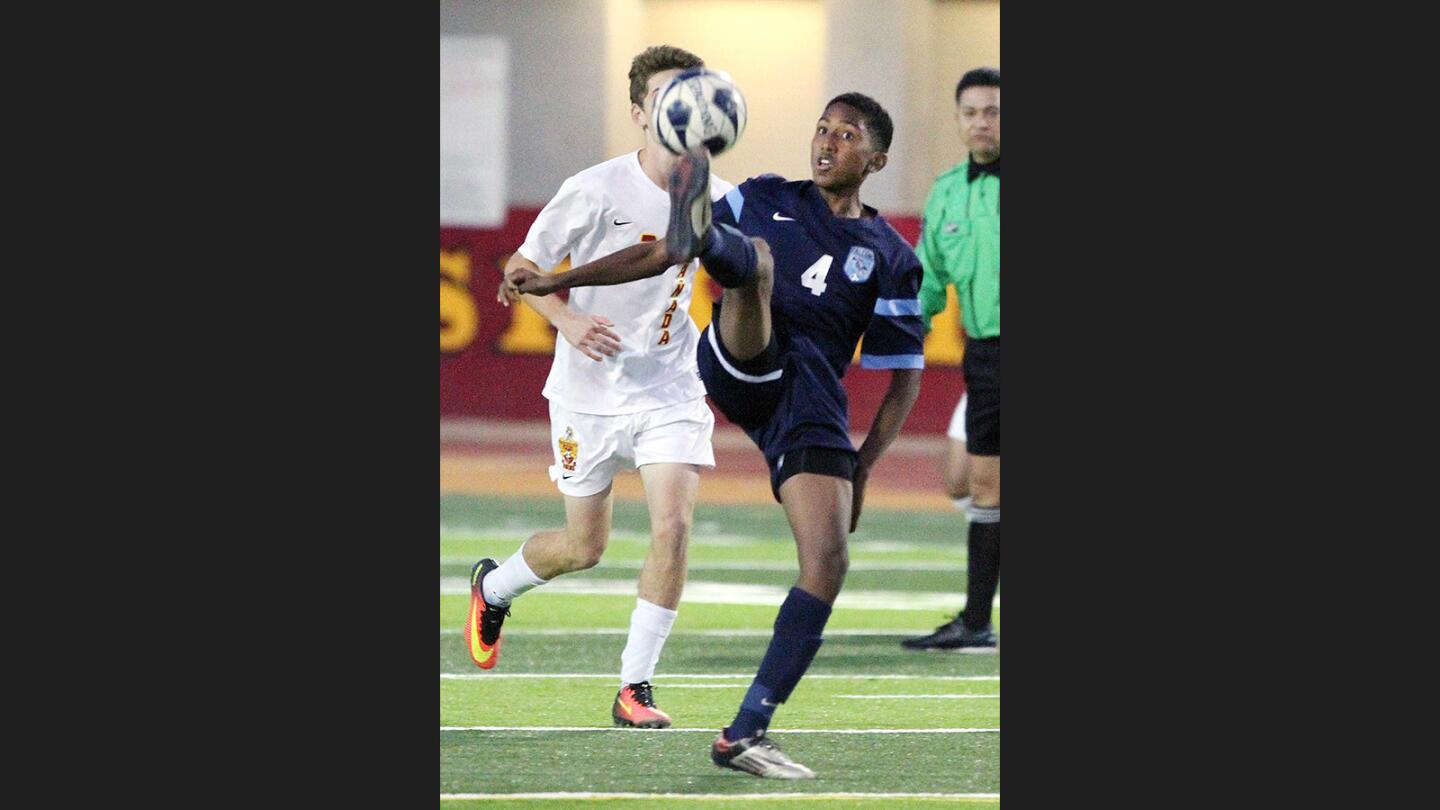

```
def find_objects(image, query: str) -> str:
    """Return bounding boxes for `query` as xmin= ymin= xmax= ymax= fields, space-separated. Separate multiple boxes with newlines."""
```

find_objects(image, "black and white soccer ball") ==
xmin=651 ymin=68 xmax=747 ymax=156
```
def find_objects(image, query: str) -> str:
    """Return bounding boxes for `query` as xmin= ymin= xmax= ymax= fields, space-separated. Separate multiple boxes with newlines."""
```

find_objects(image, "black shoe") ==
xmin=901 ymin=616 xmax=997 ymax=651
xmin=711 ymin=731 xmax=816 ymax=779
xmin=666 ymin=147 xmax=712 ymax=263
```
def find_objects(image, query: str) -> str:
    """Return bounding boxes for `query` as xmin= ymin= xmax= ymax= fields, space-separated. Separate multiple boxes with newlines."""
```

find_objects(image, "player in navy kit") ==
xmin=507 ymin=92 xmax=923 ymax=779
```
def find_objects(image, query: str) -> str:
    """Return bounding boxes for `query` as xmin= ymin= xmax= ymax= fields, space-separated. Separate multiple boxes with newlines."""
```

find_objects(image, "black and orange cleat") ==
xmin=612 ymin=681 xmax=673 ymax=729
xmin=464 ymin=558 xmax=509 ymax=669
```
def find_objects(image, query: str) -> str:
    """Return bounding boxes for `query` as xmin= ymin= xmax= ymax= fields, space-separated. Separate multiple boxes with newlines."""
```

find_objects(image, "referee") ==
xmin=903 ymin=67 xmax=1001 ymax=651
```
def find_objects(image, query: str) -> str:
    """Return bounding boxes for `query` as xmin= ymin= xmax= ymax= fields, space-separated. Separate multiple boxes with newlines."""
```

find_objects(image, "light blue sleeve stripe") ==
xmin=860 ymin=353 xmax=926 ymax=370
xmin=873 ymin=298 xmax=922 ymax=316
xmin=724 ymin=187 xmax=745 ymax=221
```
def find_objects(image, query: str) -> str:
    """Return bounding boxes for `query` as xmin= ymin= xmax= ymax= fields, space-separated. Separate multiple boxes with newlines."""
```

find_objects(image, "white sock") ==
xmin=619 ymin=598 xmax=678 ymax=685
xmin=482 ymin=544 xmax=548 ymax=607
xmin=953 ymin=496 xmax=973 ymax=513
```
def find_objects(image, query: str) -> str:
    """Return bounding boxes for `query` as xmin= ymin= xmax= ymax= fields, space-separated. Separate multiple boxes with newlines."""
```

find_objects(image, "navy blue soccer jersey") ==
xmin=695 ymin=174 xmax=925 ymax=497
xmin=715 ymin=175 xmax=926 ymax=376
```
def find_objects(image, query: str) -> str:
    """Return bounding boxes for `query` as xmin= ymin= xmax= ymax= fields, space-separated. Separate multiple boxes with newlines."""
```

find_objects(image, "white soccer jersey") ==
xmin=519 ymin=150 xmax=734 ymax=415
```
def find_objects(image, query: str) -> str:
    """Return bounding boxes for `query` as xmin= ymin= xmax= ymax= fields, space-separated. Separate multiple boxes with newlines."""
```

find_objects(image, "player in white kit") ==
xmin=462 ymin=46 xmax=732 ymax=729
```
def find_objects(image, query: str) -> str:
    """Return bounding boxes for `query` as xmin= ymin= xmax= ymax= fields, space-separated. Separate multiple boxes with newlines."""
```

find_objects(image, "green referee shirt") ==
xmin=916 ymin=157 xmax=1000 ymax=338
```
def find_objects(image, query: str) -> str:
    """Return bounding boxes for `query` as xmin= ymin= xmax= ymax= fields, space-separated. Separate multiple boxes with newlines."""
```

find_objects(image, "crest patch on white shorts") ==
xmin=558 ymin=426 xmax=579 ymax=472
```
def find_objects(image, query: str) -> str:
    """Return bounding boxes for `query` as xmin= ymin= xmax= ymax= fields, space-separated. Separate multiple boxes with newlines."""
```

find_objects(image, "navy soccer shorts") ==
xmin=697 ymin=318 xmax=858 ymax=501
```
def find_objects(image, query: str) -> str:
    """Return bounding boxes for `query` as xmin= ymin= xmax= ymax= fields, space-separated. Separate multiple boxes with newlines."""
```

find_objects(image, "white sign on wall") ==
xmin=440 ymin=35 xmax=509 ymax=228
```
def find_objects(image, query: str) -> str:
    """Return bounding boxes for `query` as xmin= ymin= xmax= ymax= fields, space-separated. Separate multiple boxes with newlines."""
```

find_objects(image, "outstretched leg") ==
xmin=666 ymin=148 xmax=775 ymax=363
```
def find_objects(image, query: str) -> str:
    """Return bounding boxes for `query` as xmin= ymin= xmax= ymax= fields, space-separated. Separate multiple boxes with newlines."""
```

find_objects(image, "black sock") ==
xmin=697 ymin=222 xmax=757 ymax=288
xmin=961 ymin=506 xmax=1000 ymax=631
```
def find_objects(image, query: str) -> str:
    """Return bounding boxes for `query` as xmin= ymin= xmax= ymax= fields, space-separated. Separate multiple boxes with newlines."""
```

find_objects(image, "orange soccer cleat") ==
xmin=611 ymin=681 xmax=673 ymax=729
xmin=464 ymin=558 xmax=509 ymax=670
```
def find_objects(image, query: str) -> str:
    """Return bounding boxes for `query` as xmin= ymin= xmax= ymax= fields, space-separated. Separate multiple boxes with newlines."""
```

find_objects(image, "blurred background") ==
xmin=441 ymin=0 xmax=999 ymax=508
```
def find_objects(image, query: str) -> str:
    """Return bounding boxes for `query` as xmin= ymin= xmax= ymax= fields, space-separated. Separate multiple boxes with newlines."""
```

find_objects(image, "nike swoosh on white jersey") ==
xmin=772 ymin=212 xmax=796 ymax=221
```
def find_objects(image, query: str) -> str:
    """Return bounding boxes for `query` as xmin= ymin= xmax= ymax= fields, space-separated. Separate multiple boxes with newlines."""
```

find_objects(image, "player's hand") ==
xmin=849 ymin=464 xmax=870 ymax=533
xmin=558 ymin=311 xmax=623 ymax=361
xmin=509 ymin=267 xmax=563 ymax=297
xmin=496 ymin=277 xmax=523 ymax=307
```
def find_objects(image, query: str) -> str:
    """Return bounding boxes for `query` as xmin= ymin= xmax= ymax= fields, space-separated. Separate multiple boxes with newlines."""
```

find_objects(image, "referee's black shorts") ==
xmin=962 ymin=336 xmax=999 ymax=456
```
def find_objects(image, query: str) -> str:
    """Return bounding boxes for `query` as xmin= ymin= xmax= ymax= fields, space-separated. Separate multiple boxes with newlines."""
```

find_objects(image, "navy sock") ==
xmin=727 ymin=587 xmax=833 ymax=741
xmin=698 ymin=222 xmax=757 ymax=288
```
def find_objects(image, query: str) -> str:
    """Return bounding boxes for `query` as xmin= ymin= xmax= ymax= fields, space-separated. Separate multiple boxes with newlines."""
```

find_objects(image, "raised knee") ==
xmin=572 ymin=544 xmax=607 ymax=571
xmin=566 ymin=526 xmax=609 ymax=570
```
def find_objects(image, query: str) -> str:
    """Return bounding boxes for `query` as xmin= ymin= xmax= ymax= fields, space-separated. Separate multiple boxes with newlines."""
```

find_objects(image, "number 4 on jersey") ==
xmin=801 ymin=255 xmax=832 ymax=296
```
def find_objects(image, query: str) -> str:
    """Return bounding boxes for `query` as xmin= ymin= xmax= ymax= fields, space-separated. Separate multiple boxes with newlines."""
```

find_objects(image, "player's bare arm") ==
xmin=498 ymin=251 xmax=623 ymax=362
xmin=850 ymin=368 xmax=922 ymax=532
xmin=511 ymin=238 xmax=676 ymax=297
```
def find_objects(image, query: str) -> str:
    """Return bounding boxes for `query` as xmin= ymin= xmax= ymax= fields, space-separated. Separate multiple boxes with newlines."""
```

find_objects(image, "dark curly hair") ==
xmin=824 ymin=92 xmax=894 ymax=152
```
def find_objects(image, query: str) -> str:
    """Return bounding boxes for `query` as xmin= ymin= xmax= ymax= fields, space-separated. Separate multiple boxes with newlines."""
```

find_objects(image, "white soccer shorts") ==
xmin=547 ymin=396 xmax=716 ymax=497
xmin=946 ymin=393 xmax=969 ymax=442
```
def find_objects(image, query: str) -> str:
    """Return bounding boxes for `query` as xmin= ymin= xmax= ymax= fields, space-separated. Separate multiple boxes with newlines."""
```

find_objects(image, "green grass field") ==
xmin=440 ymin=494 xmax=999 ymax=807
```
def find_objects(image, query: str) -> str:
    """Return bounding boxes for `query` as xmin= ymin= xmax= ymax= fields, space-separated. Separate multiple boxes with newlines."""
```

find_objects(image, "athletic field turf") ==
xmin=440 ymin=494 xmax=1000 ymax=807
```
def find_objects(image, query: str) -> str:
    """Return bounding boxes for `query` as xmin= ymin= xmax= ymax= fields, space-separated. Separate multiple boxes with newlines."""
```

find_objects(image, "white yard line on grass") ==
xmin=439 ymin=578 xmax=996 ymax=611
xmin=441 ymin=792 xmax=998 ymax=801
xmin=440 ymin=726 xmax=998 ymax=734
xmin=441 ymin=673 xmax=998 ymax=681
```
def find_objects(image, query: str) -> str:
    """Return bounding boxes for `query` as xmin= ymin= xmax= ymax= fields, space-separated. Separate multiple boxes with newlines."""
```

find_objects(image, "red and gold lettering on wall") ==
xmin=440 ymin=249 xmax=478 ymax=353
xmin=442 ymin=213 xmax=963 ymax=432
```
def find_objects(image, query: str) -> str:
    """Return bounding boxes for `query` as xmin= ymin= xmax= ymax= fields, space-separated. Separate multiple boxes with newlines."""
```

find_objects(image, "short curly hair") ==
xmin=629 ymin=45 xmax=705 ymax=106
xmin=825 ymin=92 xmax=894 ymax=152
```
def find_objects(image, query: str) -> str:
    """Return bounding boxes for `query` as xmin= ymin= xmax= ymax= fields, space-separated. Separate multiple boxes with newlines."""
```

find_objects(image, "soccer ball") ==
xmin=651 ymin=68 xmax=747 ymax=156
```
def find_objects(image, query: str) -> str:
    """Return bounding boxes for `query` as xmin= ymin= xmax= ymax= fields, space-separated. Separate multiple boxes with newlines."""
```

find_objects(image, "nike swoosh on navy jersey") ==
xmin=772 ymin=212 xmax=796 ymax=221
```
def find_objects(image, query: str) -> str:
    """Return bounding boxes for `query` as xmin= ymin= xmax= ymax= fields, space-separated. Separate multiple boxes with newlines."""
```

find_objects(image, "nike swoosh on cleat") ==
xmin=618 ymin=699 xmax=634 ymax=717
xmin=772 ymin=212 xmax=796 ymax=221
xmin=468 ymin=600 xmax=496 ymax=665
